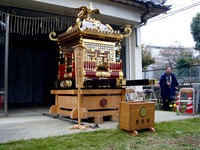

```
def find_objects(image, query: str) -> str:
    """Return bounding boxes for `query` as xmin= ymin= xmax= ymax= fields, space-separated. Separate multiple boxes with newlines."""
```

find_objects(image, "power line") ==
xmin=149 ymin=2 xmax=200 ymax=23
xmin=148 ymin=2 xmax=200 ymax=23
xmin=171 ymin=0 xmax=196 ymax=9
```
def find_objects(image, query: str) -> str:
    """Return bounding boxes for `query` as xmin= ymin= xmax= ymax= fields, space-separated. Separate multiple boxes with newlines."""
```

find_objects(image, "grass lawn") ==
xmin=1 ymin=118 xmax=200 ymax=150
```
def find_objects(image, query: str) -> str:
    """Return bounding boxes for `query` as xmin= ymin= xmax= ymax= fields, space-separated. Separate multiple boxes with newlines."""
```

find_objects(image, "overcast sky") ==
xmin=141 ymin=0 xmax=200 ymax=47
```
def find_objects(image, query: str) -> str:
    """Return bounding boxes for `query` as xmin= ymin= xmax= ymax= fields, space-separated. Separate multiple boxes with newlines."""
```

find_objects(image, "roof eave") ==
xmin=109 ymin=0 xmax=171 ymax=12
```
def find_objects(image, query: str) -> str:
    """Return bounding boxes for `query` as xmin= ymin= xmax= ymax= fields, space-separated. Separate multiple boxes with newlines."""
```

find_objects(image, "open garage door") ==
xmin=8 ymin=34 xmax=58 ymax=105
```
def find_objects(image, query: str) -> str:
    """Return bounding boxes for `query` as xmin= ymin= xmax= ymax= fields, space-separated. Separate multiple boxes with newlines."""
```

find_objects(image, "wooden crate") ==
xmin=120 ymin=101 xmax=155 ymax=132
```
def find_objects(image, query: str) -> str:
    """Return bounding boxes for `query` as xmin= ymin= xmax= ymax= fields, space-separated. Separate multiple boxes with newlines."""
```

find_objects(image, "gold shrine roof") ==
xmin=57 ymin=18 xmax=124 ymax=42
xmin=50 ymin=3 xmax=132 ymax=42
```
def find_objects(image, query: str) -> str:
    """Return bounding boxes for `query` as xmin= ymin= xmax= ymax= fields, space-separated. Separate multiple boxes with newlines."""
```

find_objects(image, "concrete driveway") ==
xmin=0 ymin=107 xmax=199 ymax=143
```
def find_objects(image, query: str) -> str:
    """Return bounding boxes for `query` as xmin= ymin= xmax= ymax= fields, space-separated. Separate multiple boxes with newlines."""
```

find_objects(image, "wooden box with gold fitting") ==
xmin=119 ymin=101 xmax=155 ymax=135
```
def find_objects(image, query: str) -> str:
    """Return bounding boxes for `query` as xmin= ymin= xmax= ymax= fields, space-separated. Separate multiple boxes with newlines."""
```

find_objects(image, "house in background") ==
xmin=0 ymin=0 xmax=170 ymax=116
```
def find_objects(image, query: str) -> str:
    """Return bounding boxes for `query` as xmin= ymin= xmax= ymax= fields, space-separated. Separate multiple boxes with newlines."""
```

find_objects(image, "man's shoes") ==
xmin=163 ymin=106 xmax=171 ymax=111
xmin=163 ymin=108 xmax=168 ymax=111
xmin=168 ymin=107 xmax=172 ymax=111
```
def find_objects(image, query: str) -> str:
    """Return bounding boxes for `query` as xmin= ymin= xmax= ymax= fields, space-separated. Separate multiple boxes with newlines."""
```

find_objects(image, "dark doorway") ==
xmin=0 ymin=30 xmax=5 ymax=115
xmin=8 ymin=34 xmax=58 ymax=106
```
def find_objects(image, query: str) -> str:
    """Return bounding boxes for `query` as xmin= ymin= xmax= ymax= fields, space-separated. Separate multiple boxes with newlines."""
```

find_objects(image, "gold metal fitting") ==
xmin=116 ymin=78 xmax=126 ymax=87
xmin=148 ymin=78 xmax=158 ymax=85
xmin=96 ymin=71 xmax=111 ymax=78
xmin=119 ymin=71 xmax=124 ymax=79
xmin=60 ymin=80 xmax=73 ymax=88
xmin=68 ymin=73 xmax=72 ymax=78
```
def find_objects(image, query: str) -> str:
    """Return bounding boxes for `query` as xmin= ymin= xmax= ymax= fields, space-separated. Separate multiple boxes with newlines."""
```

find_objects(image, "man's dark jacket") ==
xmin=159 ymin=73 xmax=178 ymax=97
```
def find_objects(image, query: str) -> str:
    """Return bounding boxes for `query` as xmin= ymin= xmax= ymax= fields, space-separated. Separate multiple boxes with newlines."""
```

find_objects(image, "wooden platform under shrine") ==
xmin=50 ymin=89 xmax=126 ymax=124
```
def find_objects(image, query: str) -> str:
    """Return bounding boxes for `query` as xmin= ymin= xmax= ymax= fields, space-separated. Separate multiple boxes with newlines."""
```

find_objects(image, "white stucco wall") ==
xmin=33 ymin=0 xmax=141 ymax=23
xmin=0 ymin=0 xmax=141 ymax=25
xmin=126 ymin=26 xmax=143 ymax=98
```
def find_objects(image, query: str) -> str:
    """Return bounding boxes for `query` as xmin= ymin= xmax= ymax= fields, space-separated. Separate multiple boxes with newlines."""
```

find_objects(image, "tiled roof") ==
xmin=136 ymin=0 xmax=171 ymax=9
xmin=110 ymin=0 xmax=171 ymax=11
xmin=110 ymin=0 xmax=171 ymax=25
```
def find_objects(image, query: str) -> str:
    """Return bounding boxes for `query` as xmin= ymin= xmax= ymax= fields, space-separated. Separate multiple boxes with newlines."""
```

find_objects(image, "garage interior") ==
xmin=0 ymin=6 xmax=75 ymax=116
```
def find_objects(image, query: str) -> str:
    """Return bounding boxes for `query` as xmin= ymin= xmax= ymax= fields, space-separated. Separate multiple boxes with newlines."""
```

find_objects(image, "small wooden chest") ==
xmin=120 ymin=101 xmax=155 ymax=131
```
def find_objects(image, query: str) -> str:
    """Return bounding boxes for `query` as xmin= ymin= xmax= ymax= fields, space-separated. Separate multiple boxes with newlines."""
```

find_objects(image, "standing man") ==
xmin=160 ymin=66 xmax=179 ymax=111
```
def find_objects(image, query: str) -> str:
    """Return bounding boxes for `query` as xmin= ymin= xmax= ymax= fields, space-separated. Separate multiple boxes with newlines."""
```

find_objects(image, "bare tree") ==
xmin=159 ymin=41 xmax=194 ymax=67
xmin=141 ymin=44 xmax=155 ymax=71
